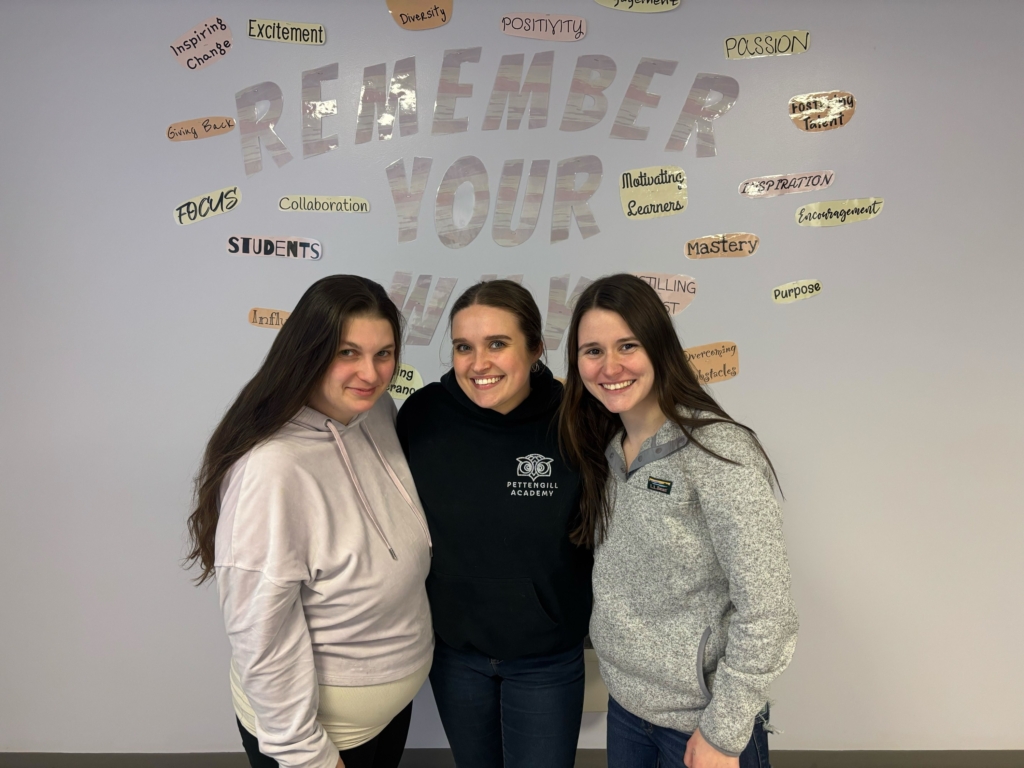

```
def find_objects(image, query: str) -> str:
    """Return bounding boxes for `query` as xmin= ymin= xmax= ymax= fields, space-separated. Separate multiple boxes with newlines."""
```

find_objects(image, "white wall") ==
xmin=1 ymin=0 xmax=1022 ymax=752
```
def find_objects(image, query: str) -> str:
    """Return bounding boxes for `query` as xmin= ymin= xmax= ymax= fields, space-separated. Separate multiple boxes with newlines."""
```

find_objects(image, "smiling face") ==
xmin=451 ymin=304 xmax=541 ymax=414
xmin=576 ymin=308 xmax=660 ymax=418
xmin=307 ymin=314 xmax=396 ymax=425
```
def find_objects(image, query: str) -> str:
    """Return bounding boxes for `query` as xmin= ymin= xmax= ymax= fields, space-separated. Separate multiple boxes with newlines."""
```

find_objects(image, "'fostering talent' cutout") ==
xmin=686 ymin=233 xmax=759 ymax=259
xmin=789 ymin=91 xmax=855 ymax=132
xmin=386 ymin=0 xmax=452 ymax=30
xmin=278 ymin=196 xmax=369 ymax=212
xmin=594 ymin=0 xmax=680 ymax=13
xmin=247 ymin=19 xmax=325 ymax=45
xmin=685 ymin=342 xmax=738 ymax=384
xmin=739 ymin=171 xmax=833 ymax=198
xmin=170 ymin=17 xmax=231 ymax=71
xmin=228 ymin=236 xmax=322 ymax=260
xmin=174 ymin=186 xmax=239 ymax=225
xmin=388 ymin=364 xmax=425 ymax=400
xmin=500 ymin=14 xmax=586 ymax=41
xmin=249 ymin=308 xmax=290 ymax=328
xmin=724 ymin=30 xmax=810 ymax=60
xmin=167 ymin=116 xmax=235 ymax=142
xmin=796 ymin=198 xmax=883 ymax=227
xmin=619 ymin=166 xmax=687 ymax=220
xmin=633 ymin=273 xmax=697 ymax=315
xmin=773 ymin=280 xmax=822 ymax=304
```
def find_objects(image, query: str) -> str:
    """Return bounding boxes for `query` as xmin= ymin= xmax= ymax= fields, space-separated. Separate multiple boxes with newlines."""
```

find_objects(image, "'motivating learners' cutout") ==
xmin=796 ymin=198 xmax=883 ymax=227
xmin=632 ymin=273 xmax=697 ymax=315
xmin=169 ymin=17 xmax=232 ymax=70
xmin=684 ymin=342 xmax=739 ymax=384
xmin=773 ymin=279 xmax=823 ymax=304
xmin=686 ymin=233 xmax=759 ymax=259
xmin=789 ymin=91 xmax=855 ymax=132
xmin=619 ymin=166 xmax=687 ymax=220
xmin=248 ymin=308 xmax=291 ymax=328
xmin=228 ymin=236 xmax=322 ymax=260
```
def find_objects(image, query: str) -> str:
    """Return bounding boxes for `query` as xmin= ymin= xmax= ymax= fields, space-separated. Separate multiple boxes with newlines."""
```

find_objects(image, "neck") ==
xmin=620 ymin=395 xmax=667 ymax=449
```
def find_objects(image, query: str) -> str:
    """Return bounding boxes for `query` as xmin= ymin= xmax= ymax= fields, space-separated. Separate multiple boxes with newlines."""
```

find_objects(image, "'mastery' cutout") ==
xmin=686 ymin=233 xmax=759 ymax=259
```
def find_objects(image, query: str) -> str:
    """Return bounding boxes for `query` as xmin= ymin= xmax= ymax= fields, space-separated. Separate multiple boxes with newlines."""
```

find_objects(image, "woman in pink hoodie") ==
xmin=186 ymin=275 xmax=433 ymax=768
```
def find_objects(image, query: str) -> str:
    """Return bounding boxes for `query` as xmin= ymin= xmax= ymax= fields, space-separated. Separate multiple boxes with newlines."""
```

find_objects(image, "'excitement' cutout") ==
xmin=501 ymin=14 xmax=586 ymax=41
xmin=739 ymin=171 xmax=833 ymax=198
xmin=247 ymin=19 xmax=326 ymax=45
xmin=388 ymin=364 xmax=424 ymax=400
xmin=796 ymin=198 xmax=883 ymax=227
xmin=789 ymin=91 xmax=856 ymax=132
xmin=773 ymin=280 xmax=822 ymax=304
xmin=685 ymin=342 xmax=738 ymax=385
xmin=387 ymin=0 xmax=452 ymax=30
xmin=594 ymin=0 xmax=680 ymax=12
xmin=633 ymin=273 xmax=697 ymax=315
xmin=174 ymin=186 xmax=239 ymax=225
xmin=686 ymin=233 xmax=759 ymax=259
xmin=620 ymin=166 xmax=687 ymax=220
xmin=249 ymin=308 xmax=290 ymax=328
xmin=724 ymin=30 xmax=810 ymax=60
xmin=278 ymin=196 xmax=369 ymax=212
xmin=228 ymin=236 xmax=322 ymax=260
xmin=170 ymin=17 xmax=232 ymax=70
xmin=167 ymin=117 xmax=235 ymax=142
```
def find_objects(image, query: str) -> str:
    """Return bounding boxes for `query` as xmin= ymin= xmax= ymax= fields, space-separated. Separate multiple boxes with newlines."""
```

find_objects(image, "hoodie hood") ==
xmin=440 ymin=364 xmax=562 ymax=426
xmin=289 ymin=404 xmax=370 ymax=435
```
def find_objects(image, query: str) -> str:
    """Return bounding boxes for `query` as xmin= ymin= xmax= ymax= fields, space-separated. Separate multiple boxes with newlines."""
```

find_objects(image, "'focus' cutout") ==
xmin=174 ymin=186 xmax=240 ymax=225
xmin=388 ymin=364 xmax=425 ymax=400
xmin=686 ymin=233 xmax=759 ymax=259
xmin=500 ymin=14 xmax=586 ymax=41
xmin=386 ymin=0 xmax=452 ymax=30
xmin=594 ymin=0 xmax=680 ymax=12
xmin=739 ymin=171 xmax=833 ymax=198
xmin=619 ymin=166 xmax=687 ymax=220
xmin=167 ymin=117 xmax=235 ymax=142
xmin=789 ymin=91 xmax=855 ymax=132
xmin=632 ymin=273 xmax=697 ymax=315
xmin=724 ymin=30 xmax=810 ymax=60
xmin=228 ymin=236 xmax=322 ymax=260
xmin=247 ymin=19 xmax=325 ymax=44
xmin=278 ymin=196 xmax=369 ymax=212
xmin=248 ymin=308 xmax=290 ymax=328
xmin=773 ymin=280 xmax=822 ymax=304
xmin=170 ymin=17 xmax=232 ymax=70
xmin=685 ymin=342 xmax=739 ymax=384
xmin=796 ymin=198 xmax=883 ymax=227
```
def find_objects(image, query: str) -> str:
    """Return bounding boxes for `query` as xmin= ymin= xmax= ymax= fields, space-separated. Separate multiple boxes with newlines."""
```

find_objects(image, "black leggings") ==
xmin=236 ymin=701 xmax=413 ymax=768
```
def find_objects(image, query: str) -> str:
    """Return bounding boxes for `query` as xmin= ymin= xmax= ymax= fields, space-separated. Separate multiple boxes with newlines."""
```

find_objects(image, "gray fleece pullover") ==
xmin=589 ymin=413 xmax=798 ymax=756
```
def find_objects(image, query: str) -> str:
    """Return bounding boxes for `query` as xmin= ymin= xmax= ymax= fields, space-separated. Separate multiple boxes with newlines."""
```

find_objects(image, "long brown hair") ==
xmin=185 ymin=275 xmax=402 ymax=584
xmin=558 ymin=273 xmax=777 ymax=548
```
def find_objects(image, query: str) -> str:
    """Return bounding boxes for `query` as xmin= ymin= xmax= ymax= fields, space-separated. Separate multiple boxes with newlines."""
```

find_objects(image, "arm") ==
xmin=690 ymin=424 xmax=799 ymax=757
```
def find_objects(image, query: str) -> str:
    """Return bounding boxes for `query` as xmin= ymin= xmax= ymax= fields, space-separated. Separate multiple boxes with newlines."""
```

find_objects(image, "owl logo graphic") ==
xmin=516 ymin=453 xmax=553 ymax=481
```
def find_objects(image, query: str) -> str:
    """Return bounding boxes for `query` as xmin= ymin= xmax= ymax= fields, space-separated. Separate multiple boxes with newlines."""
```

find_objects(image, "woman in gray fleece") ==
xmin=558 ymin=275 xmax=798 ymax=768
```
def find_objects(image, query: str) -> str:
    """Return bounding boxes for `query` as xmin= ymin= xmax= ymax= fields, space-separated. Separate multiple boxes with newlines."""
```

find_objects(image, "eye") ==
xmin=338 ymin=348 xmax=357 ymax=357
xmin=488 ymin=340 xmax=507 ymax=350
xmin=376 ymin=349 xmax=392 ymax=358
xmin=581 ymin=348 xmax=602 ymax=357
xmin=620 ymin=342 xmax=639 ymax=352
xmin=454 ymin=343 xmax=471 ymax=354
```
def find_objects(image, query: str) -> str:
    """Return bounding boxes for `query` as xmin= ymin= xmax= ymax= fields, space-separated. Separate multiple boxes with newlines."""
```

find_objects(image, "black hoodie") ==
xmin=396 ymin=366 xmax=592 ymax=659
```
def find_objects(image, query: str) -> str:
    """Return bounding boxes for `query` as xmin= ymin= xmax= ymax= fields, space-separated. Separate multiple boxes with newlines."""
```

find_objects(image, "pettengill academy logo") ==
xmin=509 ymin=453 xmax=559 ymax=497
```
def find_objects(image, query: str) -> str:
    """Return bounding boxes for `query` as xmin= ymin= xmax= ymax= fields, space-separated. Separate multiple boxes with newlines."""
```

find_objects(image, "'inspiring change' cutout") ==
xmin=773 ymin=279 xmax=822 ymax=304
xmin=686 ymin=233 xmax=759 ymax=259
xmin=388 ymin=364 xmax=424 ymax=400
xmin=248 ymin=308 xmax=290 ymax=328
xmin=170 ymin=17 xmax=232 ymax=71
xmin=619 ymin=166 xmax=687 ymax=220
xmin=167 ymin=116 xmax=235 ymax=142
xmin=796 ymin=198 xmax=883 ymax=227
xmin=789 ymin=91 xmax=856 ymax=132
xmin=739 ymin=171 xmax=833 ymax=198
xmin=228 ymin=236 xmax=322 ymax=260
xmin=685 ymin=342 xmax=738 ymax=384
xmin=633 ymin=273 xmax=697 ymax=315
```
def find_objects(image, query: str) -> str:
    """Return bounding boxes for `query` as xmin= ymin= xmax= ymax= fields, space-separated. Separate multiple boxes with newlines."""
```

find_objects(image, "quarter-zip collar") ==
xmin=607 ymin=416 xmax=690 ymax=483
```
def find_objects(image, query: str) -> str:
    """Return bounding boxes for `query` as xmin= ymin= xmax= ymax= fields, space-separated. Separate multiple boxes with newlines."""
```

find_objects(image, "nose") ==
xmin=601 ymin=351 xmax=624 ymax=377
xmin=357 ymin=354 xmax=379 ymax=384
xmin=470 ymin=348 xmax=490 ymax=372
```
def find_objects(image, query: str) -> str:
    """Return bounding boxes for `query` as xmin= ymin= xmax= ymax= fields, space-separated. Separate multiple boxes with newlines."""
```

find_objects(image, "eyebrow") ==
xmin=578 ymin=336 xmax=639 ymax=350
xmin=451 ymin=334 xmax=514 ymax=344
xmin=338 ymin=341 xmax=395 ymax=351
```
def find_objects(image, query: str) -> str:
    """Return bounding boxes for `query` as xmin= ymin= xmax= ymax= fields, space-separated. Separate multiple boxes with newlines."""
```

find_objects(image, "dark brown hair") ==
xmin=448 ymin=280 xmax=545 ymax=357
xmin=558 ymin=273 xmax=776 ymax=548
xmin=185 ymin=275 xmax=402 ymax=584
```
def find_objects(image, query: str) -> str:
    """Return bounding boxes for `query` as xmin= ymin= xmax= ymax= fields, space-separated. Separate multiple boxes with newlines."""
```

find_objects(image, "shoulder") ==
xmin=397 ymin=382 xmax=447 ymax=423
xmin=686 ymin=412 xmax=766 ymax=469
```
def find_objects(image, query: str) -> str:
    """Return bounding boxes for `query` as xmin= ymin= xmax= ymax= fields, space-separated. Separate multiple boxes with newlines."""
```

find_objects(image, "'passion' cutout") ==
xmin=632 ymin=273 xmax=697 ymax=315
xmin=228 ymin=236 xmax=322 ymax=260
xmin=500 ymin=14 xmax=586 ymax=41
xmin=278 ymin=196 xmax=369 ymax=213
xmin=686 ymin=233 xmax=759 ymax=259
xmin=386 ymin=0 xmax=452 ymax=30
xmin=789 ymin=91 xmax=855 ymax=132
xmin=388 ymin=364 xmax=424 ymax=400
xmin=619 ymin=166 xmax=687 ymax=220
xmin=724 ymin=30 xmax=810 ymax=60
xmin=594 ymin=0 xmax=680 ymax=12
xmin=684 ymin=342 xmax=738 ymax=385
xmin=248 ymin=308 xmax=290 ymax=329
xmin=795 ymin=198 xmax=883 ymax=227
xmin=174 ymin=186 xmax=239 ymax=225
xmin=170 ymin=17 xmax=232 ymax=71
xmin=739 ymin=171 xmax=833 ymax=198
xmin=773 ymin=279 xmax=822 ymax=304
xmin=167 ymin=116 xmax=235 ymax=142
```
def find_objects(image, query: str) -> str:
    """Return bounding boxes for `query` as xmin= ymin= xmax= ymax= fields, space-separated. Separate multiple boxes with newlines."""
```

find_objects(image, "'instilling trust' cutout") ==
xmin=632 ymin=273 xmax=697 ymax=315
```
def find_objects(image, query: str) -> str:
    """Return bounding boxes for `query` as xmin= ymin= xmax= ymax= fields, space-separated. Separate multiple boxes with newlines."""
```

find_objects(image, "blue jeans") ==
xmin=607 ymin=696 xmax=771 ymax=768
xmin=429 ymin=635 xmax=586 ymax=768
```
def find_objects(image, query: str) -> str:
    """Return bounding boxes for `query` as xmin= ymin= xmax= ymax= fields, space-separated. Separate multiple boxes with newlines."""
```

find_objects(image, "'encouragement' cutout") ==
xmin=386 ymin=0 xmax=452 ymax=30
xmin=170 ymin=17 xmax=232 ymax=70
xmin=247 ymin=19 xmax=325 ymax=44
xmin=773 ymin=280 xmax=822 ymax=304
xmin=167 ymin=117 xmax=235 ymax=142
xmin=388 ymin=364 xmax=424 ymax=400
xmin=174 ymin=186 xmax=240 ymax=225
xmin=685 ymin=342 xmax=738 ymax=384
xmin=739 ymin=171 xmax=833 ymax=198
xmin=789 ymin=91 xmax=855 ymax=132
xmin=724 ymin=30 xmax=810 ymax=60
xmin=594 ymin=0 xmax=680 ymax=12
xmin=796 ymin=198 xmax=883 ymax=227
xmin=633 ymin=273 xmax=697 ymax=315
xmin=686 ymin=233 xmax=759 ymax=259
xmin=278 ymin=196 xmax=369 ymax=212
xmin=228 ymin=236 xmax=322 ymax=260
xmin=248 ymin=308 xmax=290 ymax=328
xmin=619 ymin=166 xmax=687 ymax=220
xmin=501 ymin=14 xmax=586 ymax=41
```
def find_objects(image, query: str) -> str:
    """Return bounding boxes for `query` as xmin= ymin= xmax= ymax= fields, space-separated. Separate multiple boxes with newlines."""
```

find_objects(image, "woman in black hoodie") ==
xmin=396 ymin=280 xmax=592 ymax=768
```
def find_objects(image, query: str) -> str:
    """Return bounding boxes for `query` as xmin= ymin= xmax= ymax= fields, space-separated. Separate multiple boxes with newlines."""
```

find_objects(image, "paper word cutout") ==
xmin=278 ymin=196 xmax=369 ymax=212
xmin=739 ymin=171 xmax=833 ymax=198
xmin=170 ymin=17 xmax=232 ymax=71
xmin=166 ymin=116 xmax=235 ymax=142
xmin=620 ymin=166 xmax=687 ymax=220
xmin=633 ymin=273 xmax=697 ymax=315
xmin=685 ymin=342 xmax=738 ymax=385
xmin=388 ymin=363 xmax=425 ymax=400
xmin=247 ymin=19 xmax=325 ymax=44
xmin=174 ymin=186 xmax=240 ymax=225
xmin=248 ymin=308 xmax=290 ymax=328
xmin=500 ymin=14 xmax=586 ymax=41
xmin=686 ymin=233 xmax=759 ymax=259
xmin=796 ymin=198 xmax=883 ymax=227
xmin=228 ymin=236 xmax=322 ymax=260
xmin=386 ymin=0 xmax=452 ymax=30
xmin=594 ymin=0 xmax=680 ymax=12
xmin=724 ymin=30 xmax=810 ymax=60
xmin=773 ymin=279 xmax=822 ymax=304
xmin=789 ymin=91 xmax=855 ymax=132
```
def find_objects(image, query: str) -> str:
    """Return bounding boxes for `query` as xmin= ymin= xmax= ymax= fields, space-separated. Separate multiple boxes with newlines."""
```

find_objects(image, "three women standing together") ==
xmin=187 ymin=273 xmax=798 ymax=768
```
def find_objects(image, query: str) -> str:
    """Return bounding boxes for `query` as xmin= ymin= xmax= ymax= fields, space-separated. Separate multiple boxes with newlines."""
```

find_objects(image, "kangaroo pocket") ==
xmin=427 ymin=571 xmax=560 ymax=659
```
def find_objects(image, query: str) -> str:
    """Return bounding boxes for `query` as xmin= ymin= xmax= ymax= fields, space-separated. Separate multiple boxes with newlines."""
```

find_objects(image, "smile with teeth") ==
xmin=473 ymin=376 xmax=504 ymax=386
xmin=601 ymin=380 xmax=635 ymax=391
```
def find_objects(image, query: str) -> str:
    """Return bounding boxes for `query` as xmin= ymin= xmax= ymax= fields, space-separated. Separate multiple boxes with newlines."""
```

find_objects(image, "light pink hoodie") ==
xmin=215 ymin=394 xmax=433 ymax=768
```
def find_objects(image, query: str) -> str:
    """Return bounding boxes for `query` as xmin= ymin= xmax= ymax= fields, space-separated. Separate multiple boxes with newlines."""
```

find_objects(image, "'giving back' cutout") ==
xmin=619 ymin=166 xmax=687 ymax=220
xmin=633 ymin=273 xmax=697 ymax=315
xmin=167 ymin=117 xmax=235 ymax=142
xmin=686 ymin=233 xmax=759 ymax=259
xmin=685 ymin=342 xmax=738 ymax=384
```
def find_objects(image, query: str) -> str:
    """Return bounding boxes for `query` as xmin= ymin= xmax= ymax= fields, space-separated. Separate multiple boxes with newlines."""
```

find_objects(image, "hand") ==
xmin=683 ymin=728 xmax=739 ymax=768
xmin=337 ymin=758 xmax=345 ymax=768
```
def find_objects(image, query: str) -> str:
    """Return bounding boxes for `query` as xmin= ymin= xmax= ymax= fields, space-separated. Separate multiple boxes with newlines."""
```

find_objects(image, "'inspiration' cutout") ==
xmin=739 ymin=171 xmax=833 ymax=198
xmin=686 ymin=233 xmax=759 ymax=259
xmin=685 ymin=342 xmax=738 ymax=384
xmin=633 ymin=273 xmax=697 ymax=315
